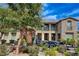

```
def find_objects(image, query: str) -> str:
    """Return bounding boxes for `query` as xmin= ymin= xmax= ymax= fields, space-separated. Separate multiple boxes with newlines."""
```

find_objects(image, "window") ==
xmin=67 ymin=21 xmax=72 ymax=30
xmin=37 ymin=33 xmax=42 ymax=40
xmin=77 ymin=22 xmax=79 ymax=31
xmin=51 ymin=24 xmax=56 ymax=31
xmin=51 ymin=33 xmax=55 ymax=40
xmin=10 ymin=40 xmax=15 ymax=44
xmin=11 ymin=32 xmax=16 ymax=36
xmin=1 ymin=40 xmax=6 ymax=44
xmin=43 ymin=24 xmax=49 ymax=31
xmin=11 ymin=32 xmax=16 ymax=40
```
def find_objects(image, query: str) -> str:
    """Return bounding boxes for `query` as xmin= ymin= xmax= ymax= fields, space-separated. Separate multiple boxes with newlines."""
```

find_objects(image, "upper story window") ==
xmin=51 ymin=24 xmax=56 ymax=31
xmin=67 ymin=21 xmax=72 ymax=30
xmin=11 ymin=32 xmax=16 ymax=36
xmin=43 ymin=24 xmax=49 ymax=31
xmin=77 ymin=22 xmax=79 ymax=31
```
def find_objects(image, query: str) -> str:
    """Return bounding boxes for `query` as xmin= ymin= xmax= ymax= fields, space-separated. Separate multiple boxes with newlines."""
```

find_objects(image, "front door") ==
xmin=51 ymin=33 xmax=55 ymax=41
xmin=44 ymin=33 xmax=49 ymax=40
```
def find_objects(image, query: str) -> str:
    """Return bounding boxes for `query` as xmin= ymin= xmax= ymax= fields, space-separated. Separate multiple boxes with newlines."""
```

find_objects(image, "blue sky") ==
xmin=0 ymin=3 xmax=79 ymax=30
xmin=0 ymin=3 xmax=8 ymax=8
xmin=0 ymin=3 xmax=79 ymax=21
xmin=42 ymin=3 xmax=79 ymax=21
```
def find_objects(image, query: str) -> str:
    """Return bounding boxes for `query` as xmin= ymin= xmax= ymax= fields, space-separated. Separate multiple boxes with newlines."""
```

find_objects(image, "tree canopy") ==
xmin=0 ymin=3 xmax=42 ymax=33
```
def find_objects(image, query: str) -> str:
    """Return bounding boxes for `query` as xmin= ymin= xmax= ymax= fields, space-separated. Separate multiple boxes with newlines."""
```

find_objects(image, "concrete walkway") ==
xmin=8 ymin=52 xmax=29 ymax=56
xmin=38 ymin=52 xmax=45 ymax=56
xmin=8 ymin=53 xmax=29 ymax=56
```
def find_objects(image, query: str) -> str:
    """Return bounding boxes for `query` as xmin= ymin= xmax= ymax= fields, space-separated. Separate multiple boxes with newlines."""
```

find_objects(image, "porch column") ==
xmin=42 ymin=33 xmax=44 ymax=41
xmin=55 ymin=33 xmax=58 ymax=41
xmin=49 ymin=33 xmax=51 ymax=41
xmin=49 ymin=24 xmax=51 ymax=30
xmin=8 ymin=32 xmax=12 ymax=43
xmin=33 ymin=32 xmax=37 ymax=44
xmin=5 ymin=33 xmax=9 ymax=43
xmin=35 ymin=32 xmax=37 ymax=40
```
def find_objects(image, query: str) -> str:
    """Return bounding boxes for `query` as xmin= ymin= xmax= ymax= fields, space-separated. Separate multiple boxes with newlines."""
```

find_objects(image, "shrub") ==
xmin=19 ymin=39 xmax=28 ymax=53
xmin=77 ymin=40 xmax=79 ymax=47
xmin=42 ymin=45 xmax=48 ymax=51
xmin=44 ymin=47 xmax=59 ymax=56
xmin=0 ymin=44 xmax=9 ymax=56
xmin=28 ymin=45 xmax=39 ymax=56
xmin=64 ymin=51 xmax=70 ymax=56
xmin=70 ymin=39 xmax=76 ymax=45
xmin=75 ymin=47 xmax=79 ymax=55
xmin=57 ymin=45 xmax=66 ymax=53
xmin=21 ymin=46 xmax=29 ymax=53
xmin=65 ymin=38 xmax=77 ymax=46
xmin=66 ymin=38 xmax=71 ymax=45
xmin=21 ymin=39 xmax=27 ymax=46
xmin=74 ymin=39 xmax=78 ymax=47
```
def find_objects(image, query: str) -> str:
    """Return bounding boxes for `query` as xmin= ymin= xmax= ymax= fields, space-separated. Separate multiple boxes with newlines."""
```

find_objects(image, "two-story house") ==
xmin=36 ymin=17 xmax=79 ymax=41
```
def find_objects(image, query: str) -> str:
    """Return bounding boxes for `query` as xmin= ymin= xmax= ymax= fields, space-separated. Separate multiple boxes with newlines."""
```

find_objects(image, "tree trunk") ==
xmin=26 ymin=31 xmax=32 ymax=45
xmin=16 ymin=38 xmax=22 ymax=54
xmin=0 ymin=32 xmax=4 ymax=44
xmin=15 ymin=28 xmax=24 ymax=54
xmin=15 ymin=28 xmax=34 ymax=54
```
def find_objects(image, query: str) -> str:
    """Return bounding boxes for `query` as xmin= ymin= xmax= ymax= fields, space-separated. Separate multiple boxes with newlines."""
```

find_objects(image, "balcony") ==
xmin=42 ymin=24 xmax=56 ymax=31
xmin=51 ymin=24 xmax=56 ymax=31
xmin=43 ymin=24 xmax=49 ymax=31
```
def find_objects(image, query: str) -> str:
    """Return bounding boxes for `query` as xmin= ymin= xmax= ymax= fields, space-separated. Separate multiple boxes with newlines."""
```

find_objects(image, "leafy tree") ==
xmin=0 ymin=3 xmax=42 ymax=54
xmin=0 ymin=8 xmax=19 ymax=40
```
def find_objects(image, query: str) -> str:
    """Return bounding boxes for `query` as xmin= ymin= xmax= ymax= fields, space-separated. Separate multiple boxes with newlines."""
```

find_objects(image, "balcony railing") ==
xmin=42 ymin=24 xmax=56 ymax=31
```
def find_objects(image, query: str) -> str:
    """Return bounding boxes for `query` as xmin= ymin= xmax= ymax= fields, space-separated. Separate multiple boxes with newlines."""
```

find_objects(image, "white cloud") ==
xmin=42 ymin=15 xmax=57 ymax=20
xmin=42 ymin=10 xmax=54 ymax=16
xmin=42 ymin=10 xmax=49 ymax=16
xmin=58 ymin=9 xmax=79 ymax=18
xmin=67 ymin=9 xmax=79 ymax=16
xmin=43 ymin=3 xmax=48 ymax=7
xmin=73 ymin=16 xmax=79 ymax=19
